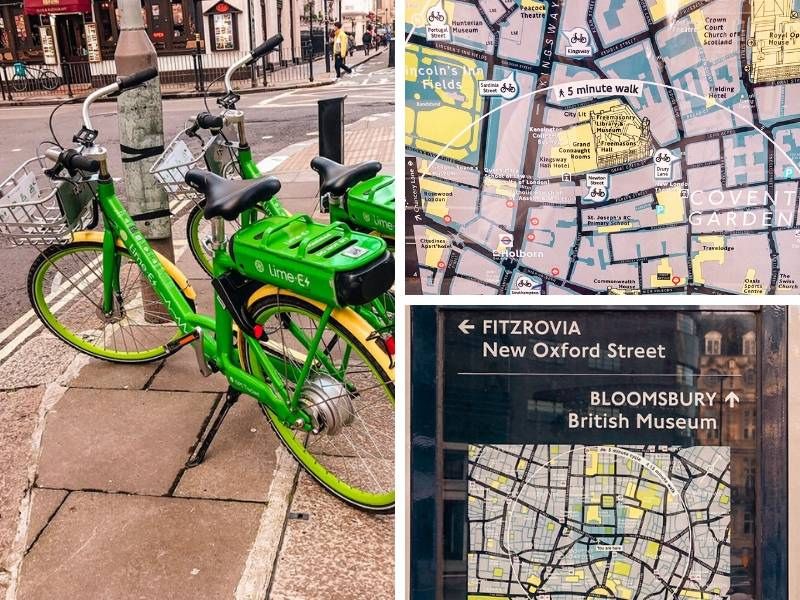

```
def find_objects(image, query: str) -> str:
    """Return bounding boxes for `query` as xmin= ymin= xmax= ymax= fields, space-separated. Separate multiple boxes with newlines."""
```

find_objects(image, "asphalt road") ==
xmin=0 ymin=54 xmax=393 ymax=335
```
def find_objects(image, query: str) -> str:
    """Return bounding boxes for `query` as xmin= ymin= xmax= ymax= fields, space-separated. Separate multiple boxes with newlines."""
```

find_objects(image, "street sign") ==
xmin=410 ymin=307 xmax=789 ymax=600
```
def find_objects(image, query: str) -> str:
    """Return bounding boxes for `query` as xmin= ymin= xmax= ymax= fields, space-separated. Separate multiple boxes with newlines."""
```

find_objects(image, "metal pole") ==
xmin=323 ymin=0 xmax=330 ymax=73
xmin=388 ymin=38 xmax=394 ymax=68
xmin=115 ymin=0 xmax=174 ymax=263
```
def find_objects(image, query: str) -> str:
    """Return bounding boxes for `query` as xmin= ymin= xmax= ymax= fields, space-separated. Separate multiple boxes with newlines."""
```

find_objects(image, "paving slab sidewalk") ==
xmin=0 ymin=106 xmax=394 ymax=599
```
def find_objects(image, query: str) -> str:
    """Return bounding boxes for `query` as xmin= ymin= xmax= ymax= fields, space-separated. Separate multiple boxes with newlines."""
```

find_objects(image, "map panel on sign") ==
xmin=405 ymin=0 xmax=800 ymax=295
xmin=467 ymin=444 xmax=731 ymax=599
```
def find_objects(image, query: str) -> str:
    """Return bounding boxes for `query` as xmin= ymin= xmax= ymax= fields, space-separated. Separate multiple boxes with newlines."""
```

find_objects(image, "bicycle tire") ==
xmin=11 ymin=74 xmax=27 ymax=93
xmin=239 ymin=292 xmax=395 ymax=512
xmin=40 ymin=70 xmax=60 ymax=91
xmin=28 ymin=241 xmax=192 ymax=363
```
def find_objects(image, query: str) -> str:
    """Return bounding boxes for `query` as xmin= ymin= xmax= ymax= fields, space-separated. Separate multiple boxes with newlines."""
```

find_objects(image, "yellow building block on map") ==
xmin=468 ymin=596 xmax=509 ymax=600
xmin=422 ymin=179 xmax=453 ymax=219
xmin=650 ymin=257 xmax=684 ymax=288
xmin=585 ymin=449 xmax=598 ymax=475
xmin=613 ymin=561 xmax=632 ymax=577
xmin=742 ymin=268 xmax=765 ymax=294
xmin=493 ymin=567 xmax=504 ymax=577
xmin=645 ymin=540 xmax=660 ymax=559
xmin=691 ymin=235 xmax=726 ymax=284
xmin=656 ymin=186 xmax=685 ymax=225
xmin=422 ymin=227 xmax=450 ymax=268
xmin=564 ymin=569 xmax=585 ymax=582
xmin=586 ymin=505 xmax=601 ymax=524
xmin=648 ymin=0 xmax=698 ymax=21
xmin=527 ymin=574 xmax=541 ymax=587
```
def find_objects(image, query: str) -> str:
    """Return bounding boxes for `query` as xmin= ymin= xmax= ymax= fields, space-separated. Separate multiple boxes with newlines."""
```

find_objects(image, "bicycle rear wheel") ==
xmin=28 ymin=241 xmax=190 ymax=363
xmin=11 ymin=74 xmax=27 ymax=93
xmin=40 ymin=70 xmax=60 ymax=91
xmin=240 ymin=293 xmax=395 ymax=512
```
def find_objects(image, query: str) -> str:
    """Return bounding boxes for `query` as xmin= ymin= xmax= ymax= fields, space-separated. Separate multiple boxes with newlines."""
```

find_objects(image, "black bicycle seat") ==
xmin=310 ymin=157 xmax=382 ymax=196
xmin=185 ymin=170 xmax=281 ymax=221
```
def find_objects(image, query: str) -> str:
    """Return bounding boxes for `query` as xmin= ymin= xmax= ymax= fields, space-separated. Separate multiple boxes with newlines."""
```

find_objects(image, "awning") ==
xmin=23 ymin=0 xmax=91 ymax=16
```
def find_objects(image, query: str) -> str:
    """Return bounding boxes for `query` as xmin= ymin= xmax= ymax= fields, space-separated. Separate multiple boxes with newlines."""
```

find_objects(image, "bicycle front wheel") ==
xmin=240 ymin=293 xmax=395 ymax=512
xmin=28 ymin=241 xmax=191 ymax=363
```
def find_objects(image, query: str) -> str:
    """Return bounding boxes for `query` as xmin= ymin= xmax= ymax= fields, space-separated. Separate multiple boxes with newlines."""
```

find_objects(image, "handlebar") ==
xmin=80 ymin=66 xmax=159 ymax=140
xmin=245 ymin=34 xmax=284 ymax=66
xmin=44 ymin=147 xmax=100 ymax=174
xmin=117 ymin=66 xmax=158 ymax=92
xmin=196 ymin=112 xmax=225 ymax=130
xmin=224 ymin=34 xmax=283 ymax=94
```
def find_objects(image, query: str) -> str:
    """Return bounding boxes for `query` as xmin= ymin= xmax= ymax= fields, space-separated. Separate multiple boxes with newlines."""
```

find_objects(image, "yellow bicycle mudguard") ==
xmin=245 ymin=284 xmax=395 ymax=381
xmin=71 ymin=230 xmax=197 ymax=301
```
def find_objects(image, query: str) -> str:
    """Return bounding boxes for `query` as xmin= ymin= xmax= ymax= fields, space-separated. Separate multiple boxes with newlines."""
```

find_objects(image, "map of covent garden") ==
xmin=468 ymin=445 xmax=731 ymax=599
xmin=405 ymin=0 xmax=800 ymax=295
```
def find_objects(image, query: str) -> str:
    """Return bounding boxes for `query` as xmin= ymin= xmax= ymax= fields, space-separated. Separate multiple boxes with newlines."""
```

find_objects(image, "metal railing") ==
xmin=0 ymin=48 xmax=323 ymax=101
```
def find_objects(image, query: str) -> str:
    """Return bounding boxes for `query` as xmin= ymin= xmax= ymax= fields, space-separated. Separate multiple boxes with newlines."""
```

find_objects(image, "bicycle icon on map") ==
xmin=428 ymin=10 xmax=445 ymax=22
xmin=500 ymin=83 xmax=516 ymax=93
xmin=571 ymin=32 xmax=588 ymax=44
xmin=654 ymin=151 xmax=672 ymax=163
xmin=590 ymin=187 xmax=605 ymax=198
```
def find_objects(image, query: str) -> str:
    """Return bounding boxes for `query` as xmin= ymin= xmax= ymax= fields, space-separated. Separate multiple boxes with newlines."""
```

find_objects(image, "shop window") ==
xmin=704 ymin=331 xmax=722 ymax=355
xmin=206 ymin=1 xmax=240 ymax=51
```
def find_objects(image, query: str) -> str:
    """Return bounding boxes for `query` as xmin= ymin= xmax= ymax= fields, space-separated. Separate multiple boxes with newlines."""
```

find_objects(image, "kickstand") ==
xmin=186 ymin=389 xmax=241 ymax=468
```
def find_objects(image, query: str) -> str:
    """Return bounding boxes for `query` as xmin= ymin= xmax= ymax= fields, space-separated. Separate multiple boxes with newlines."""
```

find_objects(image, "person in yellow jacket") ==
xmin=332 ymin=22 xmax=353 ymax=78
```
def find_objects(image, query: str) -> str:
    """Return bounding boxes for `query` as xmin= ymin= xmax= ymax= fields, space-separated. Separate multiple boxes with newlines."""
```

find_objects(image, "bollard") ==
xmin=318 ymin=96 xmax=346 ymax=164
xmin=388 ymin=39 xmax=395 ymax=68
xmin=115 ymin=0 xmax=174 ymax=320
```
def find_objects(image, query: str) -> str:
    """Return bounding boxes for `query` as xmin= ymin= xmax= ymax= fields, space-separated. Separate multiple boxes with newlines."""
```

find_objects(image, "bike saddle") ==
xmin=310 ymin=157 xmax=382 ymax=196
xmin=185 ymin=170 xmax=281 ymax=221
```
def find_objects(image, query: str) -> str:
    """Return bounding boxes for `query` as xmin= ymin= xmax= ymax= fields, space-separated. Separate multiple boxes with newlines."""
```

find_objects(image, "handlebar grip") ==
xmin=116 ymin=66 xmax=158 ymax=91
xmin=63 ymin=149 xmax=100 ymax=173
xmin=196 ymin=112 xmax=225 ymax=129
xmin=245 ymin=34 xmax=284 ymax=66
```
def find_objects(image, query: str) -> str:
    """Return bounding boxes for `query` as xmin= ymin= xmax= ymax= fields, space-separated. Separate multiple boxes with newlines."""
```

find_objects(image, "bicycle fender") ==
xmin=70 ymin=231 xmax=197 ymax=301
xmin=245 ymin=284 xmax=395 ymax=380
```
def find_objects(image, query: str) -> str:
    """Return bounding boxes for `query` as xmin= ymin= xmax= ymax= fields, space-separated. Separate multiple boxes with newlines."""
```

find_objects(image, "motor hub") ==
xmin=300 ymin=375 xmax=355 ymax=436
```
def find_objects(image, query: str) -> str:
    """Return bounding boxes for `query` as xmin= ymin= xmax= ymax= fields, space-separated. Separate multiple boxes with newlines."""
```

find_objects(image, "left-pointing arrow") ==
xmin=458 ymin=319 xmax=475 ymax=334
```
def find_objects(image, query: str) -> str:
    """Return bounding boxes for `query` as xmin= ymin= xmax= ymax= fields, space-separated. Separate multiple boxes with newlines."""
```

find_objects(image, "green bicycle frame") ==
xmin=94 ymin=175 xmax=317 ymax=430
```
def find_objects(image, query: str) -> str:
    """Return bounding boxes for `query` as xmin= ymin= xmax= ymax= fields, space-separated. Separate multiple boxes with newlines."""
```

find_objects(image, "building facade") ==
xmin=1 ymin=0 xmax=303 ymax=71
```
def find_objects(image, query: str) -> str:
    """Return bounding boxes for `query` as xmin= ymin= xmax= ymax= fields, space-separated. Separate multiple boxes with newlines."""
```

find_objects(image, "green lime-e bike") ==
xmin=150 ymin=35 xmax=395 ymax=332
xmin=5 ymin=60 xmax=395 ymax=511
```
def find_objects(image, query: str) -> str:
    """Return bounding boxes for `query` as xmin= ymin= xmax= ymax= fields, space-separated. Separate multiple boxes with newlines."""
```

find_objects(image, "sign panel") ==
xmin=84 ymin=23 xmax=101 ymax=63
xmin=40 ymin=25 xmax=57 ymax=65
xmin=409 ymin=308 xmax=789 ymax=600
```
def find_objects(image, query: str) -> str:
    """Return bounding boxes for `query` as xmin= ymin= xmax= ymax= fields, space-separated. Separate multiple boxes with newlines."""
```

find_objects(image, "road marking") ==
xmin=256 ymin=154 xmax=289 ymax=173
xmin=305 ymin=132 xmax=318 ymax=136
xmin=11 ymin=148 xmax=21 ymax=152
xmin=261 ymin=135 xmax=273 ymax=140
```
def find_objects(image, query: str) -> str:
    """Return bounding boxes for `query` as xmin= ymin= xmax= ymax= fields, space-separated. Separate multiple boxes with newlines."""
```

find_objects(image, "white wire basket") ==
xmin=150 ymin=124 xmax=240 ymax=207
xmin=0 ymin=156 xmax=96 ymax=245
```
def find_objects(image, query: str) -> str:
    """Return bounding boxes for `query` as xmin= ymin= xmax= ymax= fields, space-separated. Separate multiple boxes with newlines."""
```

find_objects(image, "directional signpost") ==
xmin=410 ymin=307 xmax=782 ymax=600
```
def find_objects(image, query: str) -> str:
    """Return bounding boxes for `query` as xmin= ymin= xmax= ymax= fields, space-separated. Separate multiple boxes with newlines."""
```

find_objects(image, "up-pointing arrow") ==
xmin=458 ymin=319 xmax=475 ymax=335
xmin=724 ymin=391 xmax=740 ymax=408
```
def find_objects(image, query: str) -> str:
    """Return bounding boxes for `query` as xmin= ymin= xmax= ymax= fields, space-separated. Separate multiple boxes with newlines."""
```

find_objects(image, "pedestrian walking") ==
xmin=333 ymin=22 xmax=353 ymax=78
xmin=363 ymin=25 xmax=373 ymax=56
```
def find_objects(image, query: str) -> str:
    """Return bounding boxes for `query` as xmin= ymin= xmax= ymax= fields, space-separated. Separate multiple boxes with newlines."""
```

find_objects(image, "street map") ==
xmin=405 ymin=0 xmax=800 ymax=295
xmin=467 ymin=444 xmax=731 ymax=599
